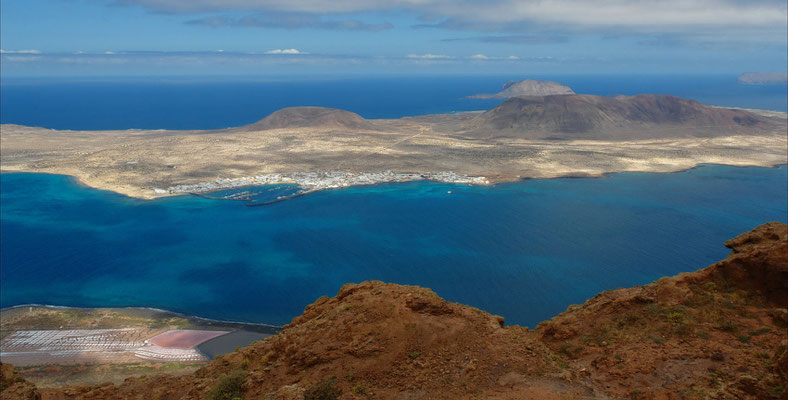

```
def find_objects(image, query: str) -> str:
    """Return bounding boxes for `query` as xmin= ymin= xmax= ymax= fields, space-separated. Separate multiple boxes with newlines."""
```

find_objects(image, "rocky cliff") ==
xmin=2 ymin=223 xmax=787 ymax=399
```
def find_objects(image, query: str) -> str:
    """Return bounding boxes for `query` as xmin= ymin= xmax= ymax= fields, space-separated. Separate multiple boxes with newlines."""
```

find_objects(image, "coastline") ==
xmin=0 ymin=304 xmax=280 ymax=376
xmin=162 ymin=171 xmax=490 ymax=202
xmin=1 ymin=304 xmax=282 ymax=333
xmin=1 ymin=99 xmax=785 ymax=203
xmin=2 ymin=223 xmax=786 ymax=397
xmin=5 ymin=215 xmax=786 ymax=331
xmin=2 ymin=161 xmax=785 ymax=333
xmin=149 ymin=161 xmax=788 ymax=203
xmin=3 ymin=159 xmax=787 ymax=202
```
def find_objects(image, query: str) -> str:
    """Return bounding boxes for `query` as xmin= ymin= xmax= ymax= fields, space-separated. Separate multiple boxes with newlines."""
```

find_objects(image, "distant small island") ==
xmin=465 ymin=78 xmax=575 ymax=99
xmin=738 ymin=72 xmax=788 ymax=85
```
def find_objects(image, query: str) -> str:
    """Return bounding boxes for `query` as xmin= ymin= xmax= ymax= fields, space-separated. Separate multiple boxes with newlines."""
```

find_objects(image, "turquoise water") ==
xmin=1 ymin=164 xmax=786 ymax=327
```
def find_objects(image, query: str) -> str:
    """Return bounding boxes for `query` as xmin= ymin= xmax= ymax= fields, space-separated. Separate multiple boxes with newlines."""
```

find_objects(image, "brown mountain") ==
xmin=461 ymin=94 xmax=777 ymax=140
xmin=2 ymin=223 xmax=786 ymax=400
xmin=243 ymin=107 xmax=377 ymax=131
xmin=466 ymin=79 xmax=575 ymax=99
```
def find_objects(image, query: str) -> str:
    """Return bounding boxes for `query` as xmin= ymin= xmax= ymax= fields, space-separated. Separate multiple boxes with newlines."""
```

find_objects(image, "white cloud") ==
xmin=468 ymin=54 xmax=522 ymax=61
xmin=116 ymin=0 xmax=411 ymax=14
xmin=264 ymin=48 xmax=306 ymax=54
xmin=406 ymin=53 xmax=451 ymax=59
xmin=116 ymin=1 xmax=787 ymax=31
xmin=1 ymin=56 xmax=43 ymax=62
xmin=187 ymin=12 xmax=393 ymax=31
xmin=524 ymin=0 xmax=783 ymax=28
xmin=0 ymin=49 xmax=42 ymax=54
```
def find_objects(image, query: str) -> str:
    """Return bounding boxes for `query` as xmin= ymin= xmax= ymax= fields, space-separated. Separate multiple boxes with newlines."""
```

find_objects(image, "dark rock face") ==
xmin=245 ymin=107 xmax=376 ymax=131
xmin=464 ymin=94 xmax=771 ymax=140
xmin=717 ymin=221 xmax=788 ymax=306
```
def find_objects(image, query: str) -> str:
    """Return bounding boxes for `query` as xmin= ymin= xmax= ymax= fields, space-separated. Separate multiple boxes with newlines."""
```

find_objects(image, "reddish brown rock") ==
xmin=1 ymin=223 xmax=785 ymax=399
xmin=0 ymin=363 xmax=40 ymax=400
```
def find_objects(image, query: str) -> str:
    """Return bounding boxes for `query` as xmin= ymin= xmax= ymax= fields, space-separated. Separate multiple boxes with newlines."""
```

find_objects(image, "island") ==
xmin=1 ymin=91 xmax=786 ymax=201
xmin=465 ymin=78 xmax=575 ymax=98
xmin=738 ymin=72 xmax=788 ymax=85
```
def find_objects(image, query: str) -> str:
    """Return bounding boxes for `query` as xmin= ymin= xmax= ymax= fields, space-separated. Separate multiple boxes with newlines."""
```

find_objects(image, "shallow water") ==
xmin=1 ymin=164 xmax=786 ymax=327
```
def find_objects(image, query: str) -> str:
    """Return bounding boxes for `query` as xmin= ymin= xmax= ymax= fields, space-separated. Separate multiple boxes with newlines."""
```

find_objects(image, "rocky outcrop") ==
xmin=0 ymin=364 xmax=39 ymax=400
xmin=708 ymin=221 xmax=787 ymax=305
xmin=538 ymin=222 xmax=788 ymax=398
xmin=2 ymin=223 xmax=786 ymax=399
xmin=466 ymin=79 xmax=575 ymax=99
xmin=462 ymin=94 xmax=775 ymax=140
xmin=243 ymin=107 xmax=377 ymax=131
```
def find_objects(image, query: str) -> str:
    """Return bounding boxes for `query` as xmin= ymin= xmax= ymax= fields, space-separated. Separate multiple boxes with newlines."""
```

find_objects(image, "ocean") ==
xmin=1 ymin=165 xmax=786 ymax=327
xmin=1 ymin=74 xmax=786 ymax=130
xmin=1 ymin=75 xmax=786 ymax=327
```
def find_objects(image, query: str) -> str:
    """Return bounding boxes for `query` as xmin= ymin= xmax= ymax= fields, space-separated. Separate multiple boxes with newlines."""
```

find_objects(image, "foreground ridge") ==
xmin=2 ymin=223 xmax=786 ymax=399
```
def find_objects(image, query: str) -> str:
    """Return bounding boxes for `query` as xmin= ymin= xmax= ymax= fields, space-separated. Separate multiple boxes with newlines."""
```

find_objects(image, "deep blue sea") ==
xmin=2 ymin=165 xmax=786 ymax=327
xmin=1 ymin=75 xmax=787 ymax=326
xmin=1 ymin=74 xmax=786 ymax=130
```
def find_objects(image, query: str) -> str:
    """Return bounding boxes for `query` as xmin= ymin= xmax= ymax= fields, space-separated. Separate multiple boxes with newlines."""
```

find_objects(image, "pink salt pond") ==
xmin=147 ymin=330 xmax=230 ymax=349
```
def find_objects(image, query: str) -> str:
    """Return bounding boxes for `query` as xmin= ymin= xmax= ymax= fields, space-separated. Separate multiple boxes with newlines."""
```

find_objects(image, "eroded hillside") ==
xmin=1 ymin=223 xmax=786 ymax=399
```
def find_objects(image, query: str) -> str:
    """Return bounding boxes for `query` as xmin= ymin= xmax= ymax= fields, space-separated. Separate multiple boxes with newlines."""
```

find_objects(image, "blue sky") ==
xmin=1 ymin=0 xmax=786 ymax=77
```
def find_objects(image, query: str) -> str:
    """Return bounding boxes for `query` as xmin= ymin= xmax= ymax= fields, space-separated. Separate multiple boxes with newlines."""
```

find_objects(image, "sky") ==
xmin=1 ymin=0 xmax=786 ymax=77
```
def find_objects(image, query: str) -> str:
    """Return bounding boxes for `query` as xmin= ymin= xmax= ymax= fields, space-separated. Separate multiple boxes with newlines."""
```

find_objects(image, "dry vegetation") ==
xmin=1 ymin=102 xmax=785 ymax=199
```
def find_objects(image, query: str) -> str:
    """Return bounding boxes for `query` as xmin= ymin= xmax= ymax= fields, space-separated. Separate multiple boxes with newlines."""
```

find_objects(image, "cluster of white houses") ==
xmin=156 ymin=170 xmax=490 ymax=195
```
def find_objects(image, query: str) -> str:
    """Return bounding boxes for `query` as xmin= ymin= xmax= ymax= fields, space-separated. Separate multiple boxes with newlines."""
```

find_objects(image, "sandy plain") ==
xmin=1 ymin=109 xmax=786 ymax=199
